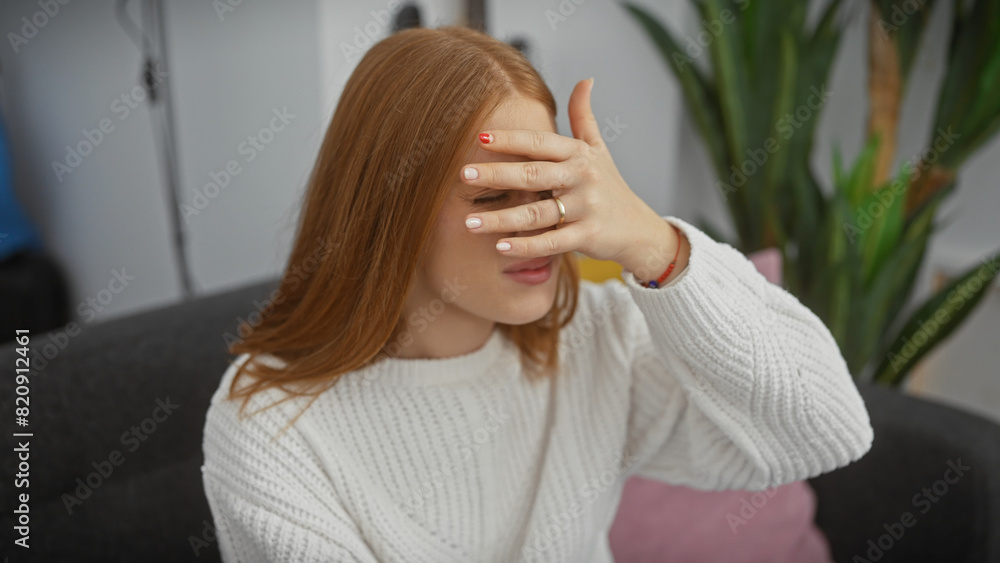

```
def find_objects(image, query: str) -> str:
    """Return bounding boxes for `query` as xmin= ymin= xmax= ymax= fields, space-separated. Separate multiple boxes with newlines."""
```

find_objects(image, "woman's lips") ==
xmin=503 ymin=257 xmax=554 ymax=285
xmin=503 ymin=256 xmax=553 ymax=273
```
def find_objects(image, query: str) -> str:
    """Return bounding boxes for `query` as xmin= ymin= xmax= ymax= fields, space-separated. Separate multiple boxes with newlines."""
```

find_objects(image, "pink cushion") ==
xmin=606 ymin=247 xmax=833 ymax=562
xmin=608 ymin=478 xmax=833 ymax=563
xmin=747 ymin=247 xmax=783 ymax=285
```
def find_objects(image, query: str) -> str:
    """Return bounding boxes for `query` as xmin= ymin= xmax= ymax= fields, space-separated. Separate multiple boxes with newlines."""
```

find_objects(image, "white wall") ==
xmin=3 ymin=0 xmax=181 ymax=321
xmin=316 ymin=0 xmax=465 ymax=126
xmin=164 ymin=0 xmax=322 ymax=293
xmin=2 ymin=0 xmax=997 ymax=420
xmin=0 ymin=0 xmax=323 ymax=325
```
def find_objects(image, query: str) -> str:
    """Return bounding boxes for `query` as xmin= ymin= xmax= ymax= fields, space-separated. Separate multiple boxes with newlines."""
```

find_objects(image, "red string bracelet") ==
xmin=640 ymin=224 xmax=682 ymax=289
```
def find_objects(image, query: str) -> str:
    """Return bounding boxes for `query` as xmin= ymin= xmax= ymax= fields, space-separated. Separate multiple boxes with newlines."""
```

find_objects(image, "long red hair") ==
xmin=226 ymin=26 xmax=580 ymax=434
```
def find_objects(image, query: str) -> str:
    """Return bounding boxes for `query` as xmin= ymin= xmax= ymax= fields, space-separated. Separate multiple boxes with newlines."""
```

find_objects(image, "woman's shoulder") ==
xmin=201 ymin=354 xmax=326 ymax=502
xmin=205 ymin=352 xmax=315 ymax=443
xmin=210 ymin=352 xmax=287 ymax=404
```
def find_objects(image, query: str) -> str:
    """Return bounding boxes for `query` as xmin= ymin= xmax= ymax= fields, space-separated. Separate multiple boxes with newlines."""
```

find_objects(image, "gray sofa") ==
xmin=1 ymin=278 xmax=998 ymax=562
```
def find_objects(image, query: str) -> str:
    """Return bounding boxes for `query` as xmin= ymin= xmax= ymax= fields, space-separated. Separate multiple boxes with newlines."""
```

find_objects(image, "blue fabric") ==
xmin=0 ymin=115 xmax=44 ymax=262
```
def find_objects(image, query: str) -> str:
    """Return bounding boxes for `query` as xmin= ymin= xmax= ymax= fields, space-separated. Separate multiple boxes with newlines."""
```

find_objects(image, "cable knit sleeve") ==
xmin=616 ymin=215 xmax=874 ymax=491
xmin=201 ymin=360 xmax=379 ymax=563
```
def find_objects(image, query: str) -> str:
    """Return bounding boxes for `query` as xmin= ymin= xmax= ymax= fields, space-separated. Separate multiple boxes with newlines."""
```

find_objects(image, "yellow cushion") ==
xmin=575 ymin=252 xmax=624 ymax=283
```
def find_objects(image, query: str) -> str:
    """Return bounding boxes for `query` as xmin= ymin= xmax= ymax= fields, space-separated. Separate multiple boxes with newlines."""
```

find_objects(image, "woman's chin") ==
xmin=494 ymin=288 xmax=558 ymax=325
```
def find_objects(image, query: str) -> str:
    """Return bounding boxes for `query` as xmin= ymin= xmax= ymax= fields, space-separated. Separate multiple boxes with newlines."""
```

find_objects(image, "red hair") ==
xmin=226 ymin=26 xmax=580 ymax=435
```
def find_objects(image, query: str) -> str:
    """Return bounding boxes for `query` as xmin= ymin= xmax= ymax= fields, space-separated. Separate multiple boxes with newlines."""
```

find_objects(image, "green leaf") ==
xmin=763 ymin=29 xmax=798 ymax=205
xmin=621 ymin=2 xmax=730 ymax=180
xmin=858 ymin=163 xmax=911 ymax=286
xmin=859 ymin=233 xmax=927 ymax=369
xmin=832 ymin=143 xmax=844 ymax=190
xmin=809 ymin=0 xmax=842 ymax=48
xmin=703 ymin=0 xmax=750 ymax=183
xmin=846 ymin=134 xmax=881 ymax=209
xmin=931 ymin=0 xmax=1000 ymax=169
xmin=825 ymin=194 xmax=853 ymax=346
xmin=873 ymin=250 xmax=1000 ymax=386
xmin=872 ymin=186 xmax=954 ymax=355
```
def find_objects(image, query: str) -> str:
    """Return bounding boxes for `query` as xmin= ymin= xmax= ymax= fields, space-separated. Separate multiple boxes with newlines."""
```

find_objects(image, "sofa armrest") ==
xmin=808 ymin=382 xmax=1000 ymax=563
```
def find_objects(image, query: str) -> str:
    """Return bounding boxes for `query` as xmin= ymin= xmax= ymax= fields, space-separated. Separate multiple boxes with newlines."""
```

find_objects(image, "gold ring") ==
xmin=553 ymin=196 xmax=566 ymax=228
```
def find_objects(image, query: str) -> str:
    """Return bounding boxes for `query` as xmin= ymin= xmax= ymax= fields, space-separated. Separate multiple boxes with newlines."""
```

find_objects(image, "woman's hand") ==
xmin=460 ymin=78 xmax=687 ymax=283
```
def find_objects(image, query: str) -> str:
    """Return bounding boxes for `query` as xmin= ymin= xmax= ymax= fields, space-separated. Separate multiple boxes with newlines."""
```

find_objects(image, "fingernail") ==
xmin=496 ymin=241 xmax=511 ymax=251
xmin=466 ymin=217 xmax=482 ymax=229
xmin=463 ymin=167 xmax=479 ymax=180
xmin=479 ymin=132 xmax=493 ymax=144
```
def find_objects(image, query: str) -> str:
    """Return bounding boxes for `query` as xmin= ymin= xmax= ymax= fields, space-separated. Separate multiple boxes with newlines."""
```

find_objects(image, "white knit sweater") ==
xmin=200 ymin=215 xmax=873 ymax=563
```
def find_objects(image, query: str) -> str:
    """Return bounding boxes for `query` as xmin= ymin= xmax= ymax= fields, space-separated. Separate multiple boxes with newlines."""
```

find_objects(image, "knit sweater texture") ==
xmin=200 ymin=215 xmax=874 ymax=562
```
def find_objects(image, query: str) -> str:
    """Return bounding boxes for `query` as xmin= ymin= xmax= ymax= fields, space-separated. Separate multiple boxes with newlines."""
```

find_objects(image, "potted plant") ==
xmin=622 ymin=0 xmax=1000 ymax=385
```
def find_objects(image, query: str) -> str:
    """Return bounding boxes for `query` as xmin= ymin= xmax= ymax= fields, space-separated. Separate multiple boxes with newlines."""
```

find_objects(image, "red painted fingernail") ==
xmin=479 ymin=132 xmax=493 ymax=144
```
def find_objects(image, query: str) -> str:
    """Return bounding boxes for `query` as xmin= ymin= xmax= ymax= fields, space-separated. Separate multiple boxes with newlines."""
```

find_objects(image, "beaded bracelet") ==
xmin=639 ymin=224 xmax=682 ymax=289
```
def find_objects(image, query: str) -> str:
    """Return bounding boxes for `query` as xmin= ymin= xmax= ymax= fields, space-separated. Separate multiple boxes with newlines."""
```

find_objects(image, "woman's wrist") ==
xmin=623 ymin=219 xmax=691 ymax=288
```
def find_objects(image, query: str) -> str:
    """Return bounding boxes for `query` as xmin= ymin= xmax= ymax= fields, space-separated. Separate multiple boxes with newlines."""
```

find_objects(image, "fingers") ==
xmin=476 ymin=129 xmax=584 ymax=161
xmin=465 ymin=195 xmax=567 ymax=235
xmin=568 ymin=77 xmax=602 ymax=146
xmin=495 ymin=226 xmax=585 ymax=257
xmin=462 ymin=159 xmax=578 ymax=191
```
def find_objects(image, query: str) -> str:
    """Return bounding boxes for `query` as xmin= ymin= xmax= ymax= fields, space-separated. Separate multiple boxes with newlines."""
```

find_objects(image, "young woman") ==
xmin=200 ymin=25 xmax=873 ymax=563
